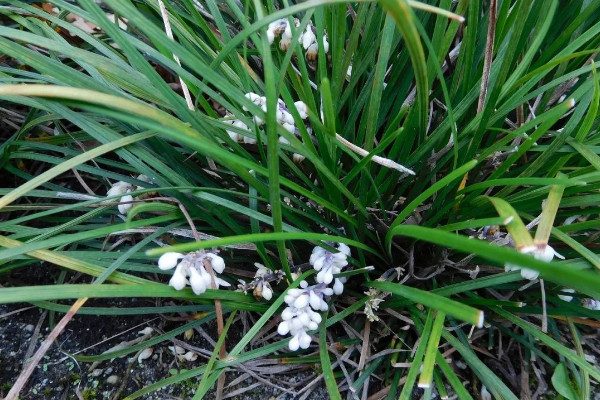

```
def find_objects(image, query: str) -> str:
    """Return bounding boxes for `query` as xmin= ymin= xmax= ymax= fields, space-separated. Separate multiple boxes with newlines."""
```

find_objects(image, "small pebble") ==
xmin=91 ymin=369 xmax=103 ymax=377
xmin=106 ymin=375 xmax=119 ymax=385
xmin=24 ymin=324 xmax=34 ymax=332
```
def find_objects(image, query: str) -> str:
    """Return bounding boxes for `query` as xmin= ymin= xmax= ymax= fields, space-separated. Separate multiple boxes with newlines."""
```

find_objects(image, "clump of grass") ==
xmin=0 ymin=0 xmax=599 ymax=399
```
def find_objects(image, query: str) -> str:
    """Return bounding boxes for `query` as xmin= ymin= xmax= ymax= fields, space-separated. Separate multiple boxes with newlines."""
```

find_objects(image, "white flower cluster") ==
xmin=310 ymin=242 xmax=350 ymax=293
xmin=158 ymin=251 xmax=230 ymax=294
xmin=106 ymin=174 xmax=152 ymax=215
xmin=504 ymin=244 xmax=564 ymax=280
xmin=277 ymin=242 xmax=351 ymax=351
xmin=266 ymin=19 xmax=329 ymax=61
xmin=224 ymin=92 xmax=309 ymax=162
xmin=278 ymin=281 xmax=332 ymax=351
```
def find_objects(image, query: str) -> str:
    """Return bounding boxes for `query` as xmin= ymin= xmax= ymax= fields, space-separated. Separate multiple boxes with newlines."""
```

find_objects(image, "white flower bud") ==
xmin=299 ymin=280 xmax=308 ymax=289
xmin=288 ymin=288 xmax=303 ymax=297
xmin=158 ymin=252 xmax=183 ymax=270
xmin=279 ymin=36 xmax=291 ymax=51
xmin=302 ymin=26 xmax=315 ymax=49
xmin=207 ymin=253 xmax=226 ymax=273
xmin=266 ymin=29 xmax=275 ymax=44
xmin=337 ymin=243 xmax=351 ymax=256
xmin=278 ymin=320 xmax=290 ymax=335
xmin=282 ymin=122 xmax=295 ymax=133
xmin=169 ymin=266 xmax=187 ymax=291
xmin=308 ymin=310 xmax=322 ymax=323
xmin=299 ymin=332 xmax=311 ymax=349
xmin=480 ymin=386 xmax=491 ymax=400
xmin=118 ymin=194 xmax=134 ymax=215
xmin=262 ymin=284 xmax=273 ymax=300
xmin=305 ymin=43 xmax=318 ymax=61
xmin=283 ymin=23 xmax=292 ymax=40
xmin=313 ymin=256 xmax=325 ymax=271
xmin=284 ymin=294 xmax=296 ymax=305
xmin=199 ymin=266 xmax=212 ymax=287
xmin=535 ymin=244 xmax=564 ymax=262
xmin=294 ymin=101 xmax=308 ymax=119
xmin=558 ymin=288 xmax=575 ymax=302
xmin=323 ymin=287 xmax=334 ymax=296
xmin=279 ymin=136 xmax=290 ymax=145
xmin=298 ymin=312 xmax=310 ymax=326
xmin=291 ymin=317 xmax=303 ymax=331
xmin=293 ymin=294 xmax=309 ymax=309
xmin=107 ymin=181 xmax=130 ymax=197
xmin=309 ymin=291 xmax=322 ymax=310
xmin=333 ymin=278 xmax=344 ymax=295
xmin=289 ymin=334 xmax=300 ymax=351
xmin=307 ymin=321 xmax=319 ymax=331
xmin=520 ymin=268 xmax=539 ymax=280
xmin=281 ymin=307 xmax=294 ymax=320
xmin=319 ymin=300 xmax=328 ymax=311
xmin=293 ymin=153 xmax=305 ymax=163
xmin=322 ymin=37 xmax=329 ymax=53
xmin=189 ymin=268 xmax=206 ymax=295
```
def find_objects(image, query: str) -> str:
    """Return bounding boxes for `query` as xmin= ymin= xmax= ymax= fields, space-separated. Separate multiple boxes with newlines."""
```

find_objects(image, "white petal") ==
xmin=287 ymin=288 xmax=302 ymax=297
xmin=158 ymin=252 xmax=183 ymax=270
xmin=215 ymin=277 xmax=231 ymax=287
xmin=278 ymin=136 xmax=290 ymax=145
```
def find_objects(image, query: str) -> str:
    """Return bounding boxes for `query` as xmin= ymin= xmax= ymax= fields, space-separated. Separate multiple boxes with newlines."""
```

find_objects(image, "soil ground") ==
xmin=0 ymin=301 xmax=329 ymax=400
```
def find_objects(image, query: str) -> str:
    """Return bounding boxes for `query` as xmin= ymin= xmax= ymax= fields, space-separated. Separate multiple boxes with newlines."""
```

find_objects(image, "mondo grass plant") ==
xmin=1 ymin=0 xmax=600 ymax=399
